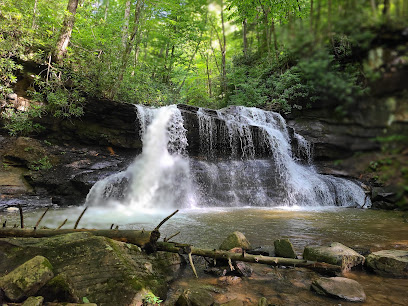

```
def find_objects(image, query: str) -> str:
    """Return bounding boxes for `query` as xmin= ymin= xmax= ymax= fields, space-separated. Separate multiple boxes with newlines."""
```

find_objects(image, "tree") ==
xmin=54 ymin=0 xmax=79 ymax=64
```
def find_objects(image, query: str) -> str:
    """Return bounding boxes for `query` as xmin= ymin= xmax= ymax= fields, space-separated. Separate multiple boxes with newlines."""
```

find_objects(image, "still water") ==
xmin=2 ymin=206 xmax=407 ymax=252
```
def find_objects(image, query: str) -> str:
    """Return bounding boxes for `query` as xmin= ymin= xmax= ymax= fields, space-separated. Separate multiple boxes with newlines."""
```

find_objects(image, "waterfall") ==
xmin=86 ymin=105 xmax=195 ymax=210
xmin=86 ymin=104 xmax=369 ymax=209
xmin=195 ymin=106 xmax=368 ymax=207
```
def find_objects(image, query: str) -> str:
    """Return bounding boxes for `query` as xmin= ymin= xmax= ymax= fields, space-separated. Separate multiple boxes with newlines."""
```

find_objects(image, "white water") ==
xmin=85 ymin=105 xmax=369 ymax=210
xmin=86 ymin=105 xmax=196 ymax=211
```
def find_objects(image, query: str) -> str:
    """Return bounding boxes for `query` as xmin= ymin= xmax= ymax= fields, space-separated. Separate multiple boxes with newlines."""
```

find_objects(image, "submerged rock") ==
xmin=176 ymin=288 xmax=215 ymax=306
xmin=366 ymin=250 xmax=408 ymax=278
xmin=274 ymin=239 xmax=297 ymax=259
xmin=311 ymin=277 xmax=366 ymax=302
xmin=0 ymin=255 xmax=54 ymax=302
xmin=303 ymin=242 xmax=365 ymax=271
xmin=219 ymin=231 xmax=252 ymax=251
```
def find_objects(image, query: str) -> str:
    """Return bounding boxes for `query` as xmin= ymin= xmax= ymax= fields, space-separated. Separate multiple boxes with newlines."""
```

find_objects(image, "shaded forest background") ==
xmin=1 ymin=0 xmax=407 ymax=122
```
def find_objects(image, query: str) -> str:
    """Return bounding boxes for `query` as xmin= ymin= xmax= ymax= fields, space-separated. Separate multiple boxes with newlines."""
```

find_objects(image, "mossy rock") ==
xmin=219 ymin=231 xmax=252 ymax=251
xmin=0 ymin=255 xmax=54 ymax=302
xmin=22 ymin=296 xmax=44 ymax=306
xmin=366 ymin=250 xmax=408 ymax=278
xmin=303 ymin=242 xmax=365 ymax=271
xmin=0 ymin=232 xmax=181 ymax=305
xmin=274 ymin=239 xmax=297 ymax=259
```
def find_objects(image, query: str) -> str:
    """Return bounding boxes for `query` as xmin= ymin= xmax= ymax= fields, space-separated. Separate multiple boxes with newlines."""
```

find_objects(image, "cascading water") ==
xmin=86 ymin=104 xmax=369 ymax=209
xmin=193 ymin=106 xmax=368 ymax=207
xmin=86 ymin=105 xmax=195 ymax=210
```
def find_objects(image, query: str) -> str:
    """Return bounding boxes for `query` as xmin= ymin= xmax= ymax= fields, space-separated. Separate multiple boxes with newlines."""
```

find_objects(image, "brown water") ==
xmin=1 ymin=206 xmax=408 ymax=305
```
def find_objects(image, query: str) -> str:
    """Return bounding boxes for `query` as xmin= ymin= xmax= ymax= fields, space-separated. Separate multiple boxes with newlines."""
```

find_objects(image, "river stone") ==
xmin=258 ymin=297 xmax=268 ymax=306
xmin=274 ymin=239 xmax=297 ymax=259
xmin=219 ymin=231 xmax=252 ymax=251
xmin=311 ymin=277 xmax=366 ymax=302
xmin=0 ymin=232 xmax=181 ymax=305
xmin=366 ymin=250 xmax=408 ymax=278
xmin=303 ymin=242 xmax=365 ymax=270
xmin=0 ymin=255 xmax=54 ymax=302
xmin=233 ymin=261 xmax=253 ymax=277
xmin=22 ymin=296 xmax=44 ymax=306
xmin=176 ymin=288 xmax=215 ymax=306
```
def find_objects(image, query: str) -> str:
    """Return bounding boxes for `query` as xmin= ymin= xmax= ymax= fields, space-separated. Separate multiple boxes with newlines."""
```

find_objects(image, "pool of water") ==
xmin=2 ymin=206 xmax=407 ymax=252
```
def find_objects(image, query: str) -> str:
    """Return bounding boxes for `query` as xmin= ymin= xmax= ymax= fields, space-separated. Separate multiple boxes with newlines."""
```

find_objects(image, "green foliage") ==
xmin=0 ymin=58 xmax=23 ymax=99
xmin=1 ymin=105 xmax=44 ymax=136
xmin=143 ymin=292 xmax=162 ymax=305
xmin=29 ymin=156 xmax=53 ymax=171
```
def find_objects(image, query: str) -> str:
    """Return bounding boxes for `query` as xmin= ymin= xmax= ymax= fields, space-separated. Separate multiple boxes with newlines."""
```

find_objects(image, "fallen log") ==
xmin=157 ymin=242 xmax=342 ymax=274
xmin=0 ymin=228 xmax=158 ymax=249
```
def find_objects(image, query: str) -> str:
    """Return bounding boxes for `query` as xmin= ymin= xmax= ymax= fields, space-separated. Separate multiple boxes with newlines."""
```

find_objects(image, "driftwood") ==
xmin=157 ymin=242 xmax=342 ymax=274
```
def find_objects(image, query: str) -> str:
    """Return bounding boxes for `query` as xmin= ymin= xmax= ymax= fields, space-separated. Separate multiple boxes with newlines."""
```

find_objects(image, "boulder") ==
xmin=366 ymin=249 xmax=408 ymax=278
xmin=303 ymin=242 xmax=365 ymax=271
xmin=311 ymin=277 xmax=366 ymax=302
xmin=258 ymin=297 xmax=268 ymax=306
xmin=0 ymin=255 xmax=54 ymax=302
xmin=274 ymin=239 xmax=297 ymax=259
xmin=219 ymin=231 xmax=252 ymax=251
xmin=176 ymin=288 xmax=215 ymax=306
xmin=6 ymin=93 xmax=17 ymax=101
xmin=0 ymin=232 xmax=181 ymax=305
xmin=22 ymin=296 xmax=44 ymax=306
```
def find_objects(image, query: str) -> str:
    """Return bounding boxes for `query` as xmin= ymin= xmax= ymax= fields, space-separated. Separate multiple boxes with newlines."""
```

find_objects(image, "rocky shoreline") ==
xmin=1 ymin=230 xmax=407 ymax=305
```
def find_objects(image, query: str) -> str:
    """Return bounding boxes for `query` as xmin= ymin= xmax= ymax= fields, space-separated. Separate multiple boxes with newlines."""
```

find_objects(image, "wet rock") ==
xmin=233 ymin=261 xmax=253 ymax=277
xmin=22 ymin=296 xmax=44 ymax=306
xmin=176 ymin=288 xmax=214 ymax=306
xmin=0 ymin=232 xmax=180 ymax=305
xmin=311 ymin=277 xmax=366 ymax=302
xmin=37 ymin=273 xmax=79 ymax=303
xmin=219 ymin=231 xmax=252 ymax=251
xmin=246 ymin=246 xmax=272 ymax=256
xmin=3 ymin=137 xmax=58 ymax=169
xmin=366 ymin=249 xmax=408 ymax=278
xmin=204 ymin=267 xmax=227 ymax=277
xmin=0 ymin=255 xmax=54 ymax=302
xmin=274 ymin=239 xmax=297 ymax=259
xmin=303 ymin=242 xmax=365 ymax=271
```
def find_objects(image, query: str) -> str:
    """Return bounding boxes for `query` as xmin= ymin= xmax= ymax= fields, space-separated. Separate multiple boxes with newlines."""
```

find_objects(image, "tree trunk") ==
xmin=32 ymin=0 xmax=38 ymax=29
xmin=54 ymin=0 xmax=79 ymax=64
xmin=271 ymin=19 xmax=279 ymax=62
xmin=370 ymin=0 xmax=377 ymax=16
xmin=383 ymin=0 xmax=390 ymax=17
xmin=110 ymin=0 xmax=144 ymax=98
xmin=242 ymin=19 xmax=248 ymax=56
xmin=122 ymin=0 xmax=131 ymax=48
xmin=157 ymin=242 xmax=342 ymax=274
xmin=220 ymin=0 xmax=227 ymax=97
xmin=104 ymin=0 xmax=109 ymax=21
xmin=310 ymin=0 xmax=314 ymax=29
